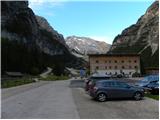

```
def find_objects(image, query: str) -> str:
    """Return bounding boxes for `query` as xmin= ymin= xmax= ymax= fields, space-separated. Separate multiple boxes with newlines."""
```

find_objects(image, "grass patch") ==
xmin=1 ymin=77 xmax=35 ymax=88
xmin=40 ymin=75 xmax=70 ymax=81
xmin=145 ymin=93 xmax=159 ymax=100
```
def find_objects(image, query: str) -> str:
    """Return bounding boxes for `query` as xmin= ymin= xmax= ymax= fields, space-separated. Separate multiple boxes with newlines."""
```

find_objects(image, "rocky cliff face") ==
xmin=66 ymin=36 xmax=110 ymax=55
xmin=1 ymin=1 xmax=70 ymax=56
xmin=109 ymin=1 xmax=159 ymax=71
xmin=36 ymin=15 xmax=67 ymax=46
xmin=1 ymin=1 xmax=85 ymax=75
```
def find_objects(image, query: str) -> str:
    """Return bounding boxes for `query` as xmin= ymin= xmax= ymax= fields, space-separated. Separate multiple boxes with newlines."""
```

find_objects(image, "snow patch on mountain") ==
xmin=66 ymin=36 xmax=111 ymax=55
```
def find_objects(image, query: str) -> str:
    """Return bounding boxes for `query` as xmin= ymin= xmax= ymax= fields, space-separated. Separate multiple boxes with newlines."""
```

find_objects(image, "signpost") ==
xmin=80 ymin=69 xmax=85 ymax=79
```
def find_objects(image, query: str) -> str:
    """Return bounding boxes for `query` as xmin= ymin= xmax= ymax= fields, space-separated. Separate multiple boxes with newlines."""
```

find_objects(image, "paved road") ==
xmin=1 ymin=79 xmax=159 ymax=119
xmin=2 ymin=81 xmax=50 ymax=100
xmin=2 ymin=80 xmax=79 ymax=119
xmin=40 ymin=67 xmax=52 ymax=78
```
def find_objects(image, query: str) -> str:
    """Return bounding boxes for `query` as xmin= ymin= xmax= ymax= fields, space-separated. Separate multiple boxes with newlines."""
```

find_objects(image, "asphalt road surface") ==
xmin=1 ymin=79 xmax=159 ymax=119
xmin=2 ymin=80 xmax=79 ymax=119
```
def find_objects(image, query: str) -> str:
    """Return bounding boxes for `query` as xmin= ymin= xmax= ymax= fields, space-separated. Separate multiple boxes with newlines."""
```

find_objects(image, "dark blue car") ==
xmin=146 ymin=81 xmax=159 ymax=94
xmin=89 ymin=80 xmax=144 ymax=102
xmin=135 ymin=75 xmax=159 ymax=87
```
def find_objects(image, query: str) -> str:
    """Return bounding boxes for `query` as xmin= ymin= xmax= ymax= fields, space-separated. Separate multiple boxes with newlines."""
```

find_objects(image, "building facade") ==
xmin=89 ymin=54 xmax=141 ymax=77
xmin=145 ymin=67 xmax=159 ymax=75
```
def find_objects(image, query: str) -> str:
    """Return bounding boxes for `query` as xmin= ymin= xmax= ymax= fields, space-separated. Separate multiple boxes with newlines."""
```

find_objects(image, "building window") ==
xmin=129 ymin=66 xmax=132 ymax=69
xmin=121 ymin=60 xmax=124 ymax=63
xmin=128 ymin=60 xmax=131 ymax=63
xmin=105 ymin=66 xmax=107 ymax=69
xmin=96 ymin=60 xmax=99 ymax=63
xmin=115 ymin=60 xmax=117 ymax=63
xmin=135 ymin=66 xmax=138 ymax=69
xmin=109 ymin=66 xmax=112 ymax=69
xmin=122 ymin=66 xmax=125 ymax=69
xmin=96 ymin=66 xmax=99 ymax=69
xmin=134 ymin=60 xmax=137 ymax=63
xmin=115 ymin=66 xmax=117 ymax=69
xmin=109 ymin=60 xmax=111 ymax=63
xmin=105 ymin=61 xmax=107 ymax=63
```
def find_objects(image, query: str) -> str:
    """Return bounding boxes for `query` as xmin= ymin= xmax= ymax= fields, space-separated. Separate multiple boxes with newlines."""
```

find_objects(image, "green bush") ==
xmin=1 ymin=77 xmax=35 ymax=88
xmin=86 ymin=69 xmax=90 ymax=76
xmin=30 ymin=67 xmax=40 ymax=75
xmin=145 ymin=93 xmax=159 ymax=100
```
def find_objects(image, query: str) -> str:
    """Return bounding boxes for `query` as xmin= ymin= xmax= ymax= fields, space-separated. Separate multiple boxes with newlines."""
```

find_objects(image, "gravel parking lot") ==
xmin=70 ymin=79 xmax=159 ymax=119
xmin=72 ymin=87 xmax=159 ymax=119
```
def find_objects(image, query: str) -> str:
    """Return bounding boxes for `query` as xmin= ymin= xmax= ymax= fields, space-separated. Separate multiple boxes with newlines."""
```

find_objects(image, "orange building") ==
xmin=88 ymin=54 xmax=141 ymax=77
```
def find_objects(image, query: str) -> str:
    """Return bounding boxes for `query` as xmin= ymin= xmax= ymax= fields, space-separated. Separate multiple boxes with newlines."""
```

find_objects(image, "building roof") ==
xmin=145 ymin=67 xmax=159 ymax=70
xmin=5 ymin=72 xmax=23 ymax=77
xmin=88 ymin=53 xmax=140 ymax=57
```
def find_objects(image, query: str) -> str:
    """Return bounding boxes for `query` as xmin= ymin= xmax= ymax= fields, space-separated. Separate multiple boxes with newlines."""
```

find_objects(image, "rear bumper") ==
xmin=89 ymin=91 xmax=97 ymax=98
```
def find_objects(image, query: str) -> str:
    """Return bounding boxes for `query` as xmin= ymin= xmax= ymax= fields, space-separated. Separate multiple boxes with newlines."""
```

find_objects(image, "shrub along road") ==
xmin=1 ymin=79 xmax=159 ymax=119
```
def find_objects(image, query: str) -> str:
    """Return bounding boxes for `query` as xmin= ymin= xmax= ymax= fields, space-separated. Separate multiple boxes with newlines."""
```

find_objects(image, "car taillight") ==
xmin=85 ymin=79 xmax=89 ymax=83
xmin=88 ymin=81 xmax=92 ymax=85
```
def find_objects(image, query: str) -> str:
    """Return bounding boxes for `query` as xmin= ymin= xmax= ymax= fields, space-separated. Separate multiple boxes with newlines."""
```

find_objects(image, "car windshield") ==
xmin=139 ymin=76 xmax=159 ymax=84
xmin=142 ymin=75 xmax=159 ymax=81
xmin=139 ymin=80 xmax=148 ymax=83
xmin=148 ymin=75 xmax=159 ymax=81
xmin=149 ymin=82 xmax=157 ymax=85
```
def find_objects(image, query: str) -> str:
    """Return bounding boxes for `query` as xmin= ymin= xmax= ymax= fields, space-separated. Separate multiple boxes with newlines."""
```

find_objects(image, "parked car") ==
xmin=85 ymin=74 xmax=111 ymax=91
xmin=111 ymin=74 xmax=123 ymax=78
xmin=117 ymin=74 xmax=123 ymax=78
xmin=135 ymin=75 xmax=159 ymax=87
xmin=146 ymin=81 xmax=159 ymax=94
xmin=89 ymin=80 xmax=144 ymax=102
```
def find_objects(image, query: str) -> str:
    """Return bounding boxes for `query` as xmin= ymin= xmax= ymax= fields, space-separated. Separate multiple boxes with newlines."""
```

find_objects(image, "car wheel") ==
xmin=97 ymin=93 xmax=107 ymax=102
xmin=133 ymin=92 xmax=142 ymax=100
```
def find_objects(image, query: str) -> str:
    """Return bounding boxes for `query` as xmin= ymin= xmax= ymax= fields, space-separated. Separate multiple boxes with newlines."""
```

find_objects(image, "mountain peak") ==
xmin=66 ymin=36 xmax=110 ymax=55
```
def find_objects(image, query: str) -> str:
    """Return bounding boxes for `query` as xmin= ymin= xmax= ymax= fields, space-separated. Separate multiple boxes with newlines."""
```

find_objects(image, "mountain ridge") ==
xmin=109 ymin=1 xmax=159 ymax=72
xmin=66 ymin=35 xmax=110 ymax=55
xmin=1 ymin=1 xmax=86 ymax=75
